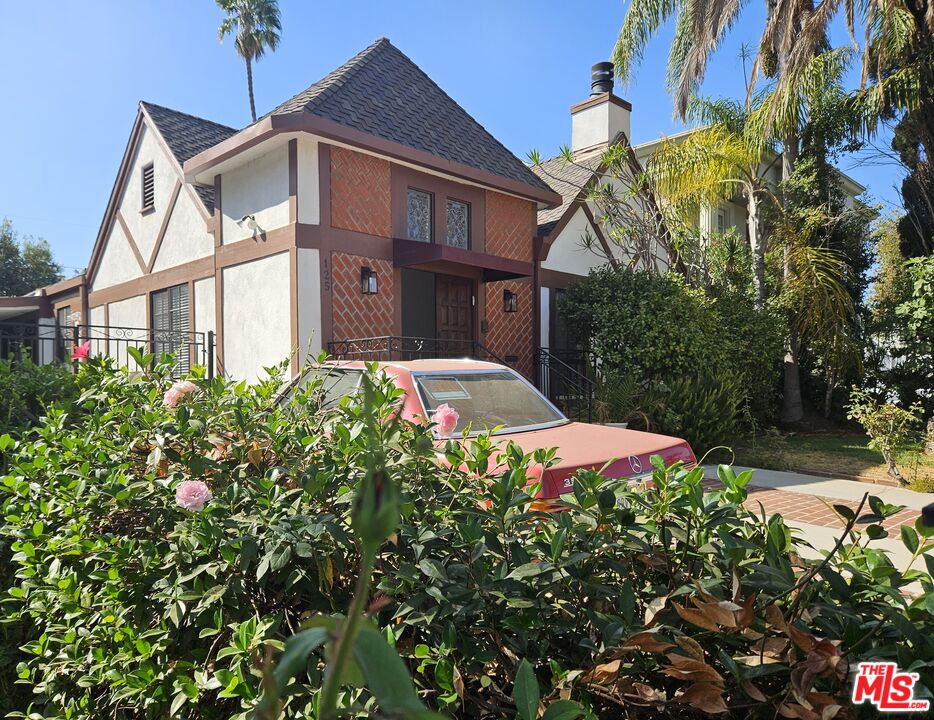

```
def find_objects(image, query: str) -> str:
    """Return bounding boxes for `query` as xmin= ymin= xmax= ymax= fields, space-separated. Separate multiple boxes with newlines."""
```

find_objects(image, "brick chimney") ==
xmin=570 ymin=62 xmax=632 ymax=153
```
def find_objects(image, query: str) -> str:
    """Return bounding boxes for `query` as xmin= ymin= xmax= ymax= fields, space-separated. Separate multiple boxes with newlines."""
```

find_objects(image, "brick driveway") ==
xmin=703 ymin=478 xmax=921 ymax=531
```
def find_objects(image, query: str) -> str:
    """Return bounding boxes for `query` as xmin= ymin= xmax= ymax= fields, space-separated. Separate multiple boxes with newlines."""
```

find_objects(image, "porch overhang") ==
xmin=393 ymin=238 xmax=532 ymax=281
xmin=0 ymin=296 xmax=46 ymax=321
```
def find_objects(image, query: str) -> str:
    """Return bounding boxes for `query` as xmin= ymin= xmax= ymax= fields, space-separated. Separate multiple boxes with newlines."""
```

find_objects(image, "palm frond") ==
xmin=614 ymin=0 xmax=685 ymax=83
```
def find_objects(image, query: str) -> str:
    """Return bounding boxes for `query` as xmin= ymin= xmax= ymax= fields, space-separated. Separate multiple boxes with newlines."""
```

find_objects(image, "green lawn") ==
xmin=728 ymin=432 xmax=934 ymax=491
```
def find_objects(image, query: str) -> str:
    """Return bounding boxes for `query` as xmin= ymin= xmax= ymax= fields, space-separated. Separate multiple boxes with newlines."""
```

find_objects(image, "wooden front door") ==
xmin=435 ymin=275 xmax=473 ymax=346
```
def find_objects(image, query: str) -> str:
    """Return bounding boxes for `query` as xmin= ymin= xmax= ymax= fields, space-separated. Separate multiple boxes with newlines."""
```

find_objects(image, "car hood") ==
xmin=498 ymin=422 xmax=696 ymax=497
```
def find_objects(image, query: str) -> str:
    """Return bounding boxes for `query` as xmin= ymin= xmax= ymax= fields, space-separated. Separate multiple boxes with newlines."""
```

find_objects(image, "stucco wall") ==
xmin=194 ymin=278 xmax=215 ymax=340
xmin=92 ymin=117 xmax=213 ymax=291
xmin=152 ymin=190 xmax=213 ymax=271
xmin=542 ymin=207 xmax=607 ymax=277
xmin=221 ymin=144 xmax=290 ymax=244
xmin=297 ymin=138 xmax=320 ymax=225
xmin=222 ymin=252 xmax=291 ymax=383
xmin=107 ymin=294 xmax=147 ymax=367
xmin=88 ymin=305 xmax=106 ymax=356
xmin=297 ymin=248 xmax=322 ymax=360
xmin=120 ymin=124 xmax=177 ymax=263
xmin=91 ymin=221 xmax=142 ymax=291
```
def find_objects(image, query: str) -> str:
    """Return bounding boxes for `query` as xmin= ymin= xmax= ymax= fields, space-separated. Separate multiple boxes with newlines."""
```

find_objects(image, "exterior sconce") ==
xmin=361 ymin=266 xmax=378 ymax=294
xmin=503 ymin=289 xmax=517 ymax=313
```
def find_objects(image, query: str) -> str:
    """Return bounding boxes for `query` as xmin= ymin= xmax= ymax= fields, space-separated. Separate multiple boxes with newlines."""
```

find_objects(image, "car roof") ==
xmin=317 ymin=358 xmax=509 ymax=373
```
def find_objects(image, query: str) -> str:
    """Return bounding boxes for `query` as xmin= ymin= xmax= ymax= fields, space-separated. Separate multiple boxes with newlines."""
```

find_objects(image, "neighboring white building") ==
xmin=531 ymin=65 xmax=866 ymax=353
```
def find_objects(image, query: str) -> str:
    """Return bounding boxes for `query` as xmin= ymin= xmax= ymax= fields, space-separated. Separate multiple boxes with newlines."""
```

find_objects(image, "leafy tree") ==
xmin=893 ymin=112 xmax=934 ymax=256
xmin=870 ymin=213 xmax=913 ymax=323
xmin=0 ymin=218 xmax=62 ymax=297
xmin=646 ymin=96 xmax=775 ymax=308
xmin=217 ymin=0 xmax=282 ymax=122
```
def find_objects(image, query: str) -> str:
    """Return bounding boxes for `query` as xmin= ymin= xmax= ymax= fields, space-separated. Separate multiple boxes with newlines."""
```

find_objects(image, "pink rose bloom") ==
xmin=175 ymin=480 xmax=212 ymax=512
xmin=163 ymin=380 xmax=198 ymax=408
xmin=72 ymin=340 xmax=91 ymax=361
xmin=432 ymin=403 xmax=459 ymax=436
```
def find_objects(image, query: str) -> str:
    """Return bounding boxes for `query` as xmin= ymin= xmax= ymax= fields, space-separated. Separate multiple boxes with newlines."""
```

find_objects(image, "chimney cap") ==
xmin=591 ymin=62 xmax=615 ymax=96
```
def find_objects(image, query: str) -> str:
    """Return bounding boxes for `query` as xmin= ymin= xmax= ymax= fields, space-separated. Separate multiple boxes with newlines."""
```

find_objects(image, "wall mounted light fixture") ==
xmin=361 ymin=266 xmax=378 ymax=294
xmin=503 ymin=289 xmax=517 ymax=313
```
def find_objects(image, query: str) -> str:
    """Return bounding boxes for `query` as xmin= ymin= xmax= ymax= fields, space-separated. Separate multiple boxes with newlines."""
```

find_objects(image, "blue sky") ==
xmin=0 ymin=1 xmax=903 ymax=275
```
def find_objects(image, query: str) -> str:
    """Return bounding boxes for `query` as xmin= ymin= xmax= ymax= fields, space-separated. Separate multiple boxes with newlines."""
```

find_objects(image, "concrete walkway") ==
xmin=702 ymin=466 xmax=931 ymax=573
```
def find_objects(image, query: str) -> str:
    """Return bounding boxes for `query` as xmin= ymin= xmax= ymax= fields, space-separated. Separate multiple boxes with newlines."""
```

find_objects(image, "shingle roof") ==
xmin=266 ymin=38 xmax=553 ymax=195
xmin=531 ymin=153 xmax=602 ymax=235
xmin=141 ymin=102 xmax=237 ymax=212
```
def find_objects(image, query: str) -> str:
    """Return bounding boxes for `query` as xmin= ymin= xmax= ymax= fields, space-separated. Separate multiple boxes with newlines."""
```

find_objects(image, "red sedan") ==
xmin=305 ymin=359 xmax=696 ymax=500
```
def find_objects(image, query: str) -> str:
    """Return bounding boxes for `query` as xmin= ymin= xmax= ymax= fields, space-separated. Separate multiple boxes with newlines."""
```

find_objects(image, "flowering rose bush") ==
xmin=175 ymin=479 xmax=213 ymax=511
xmin=1 ymin=353 xmax=933 ymax=719
xmin=163 ymin=379 xmax=198 ymax=407
xmin=431 ymin=402 xmax=460 ymax=435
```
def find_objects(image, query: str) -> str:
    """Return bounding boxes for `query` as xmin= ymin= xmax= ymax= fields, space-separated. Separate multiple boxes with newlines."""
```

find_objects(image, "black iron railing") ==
xmin=535 ymin=347 xmax=595 ymax=422
xmin=0 ymin=321 xmax=214 ymax=378
xmin=327 ymin=336 xmax=508 ymax=366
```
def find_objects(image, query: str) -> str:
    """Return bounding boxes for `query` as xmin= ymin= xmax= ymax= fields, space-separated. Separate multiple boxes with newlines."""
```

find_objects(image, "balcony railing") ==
xmin=327 ymin=336 xmax=507 ymax=365
xmin=0 ymin=321 xmax=214 ymax=378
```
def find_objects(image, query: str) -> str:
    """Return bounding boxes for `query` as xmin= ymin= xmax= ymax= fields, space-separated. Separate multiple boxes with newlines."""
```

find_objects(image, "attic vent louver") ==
xmin=141 ymin=163 xmax=155 ymax=211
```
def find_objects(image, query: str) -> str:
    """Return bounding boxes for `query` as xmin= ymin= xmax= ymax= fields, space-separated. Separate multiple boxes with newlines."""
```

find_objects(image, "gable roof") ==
xmin=531 ymin=154 xmax=602 ymax=236
xmin=265 ymin=38 xmax=553 ymax=196
xmin=141 ymin=102 xmax=237 ymax=211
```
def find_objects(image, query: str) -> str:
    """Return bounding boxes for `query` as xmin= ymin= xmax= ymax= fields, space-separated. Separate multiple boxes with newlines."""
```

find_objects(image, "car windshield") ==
xmin=414 ymin=370 xmax=566 ymax=436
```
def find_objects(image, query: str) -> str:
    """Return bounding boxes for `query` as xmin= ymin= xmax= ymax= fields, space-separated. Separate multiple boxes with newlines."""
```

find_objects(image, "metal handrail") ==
xmin=534 ymin=347 xmax=595 ymax=422
xmin=0 ymin=321 xmax=214 ymax=378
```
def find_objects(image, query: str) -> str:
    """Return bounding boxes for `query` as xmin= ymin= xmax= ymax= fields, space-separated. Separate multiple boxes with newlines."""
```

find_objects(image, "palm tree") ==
xmin=217 ymin=0 xmax=282 ymax=122
xmin=645 ymin=96 xmax=776 ymax=308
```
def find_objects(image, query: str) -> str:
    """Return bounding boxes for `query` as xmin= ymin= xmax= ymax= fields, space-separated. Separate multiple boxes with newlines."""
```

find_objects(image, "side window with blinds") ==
xmin=151 ymin=284 xmax=190 ymax=373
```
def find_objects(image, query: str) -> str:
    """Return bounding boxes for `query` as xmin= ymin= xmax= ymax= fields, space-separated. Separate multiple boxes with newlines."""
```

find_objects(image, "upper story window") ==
xmin=141 ymin=163 xmax=155 ymax=212
xmin=407 ymin=189 xmax=432 ymax=242
xmin=446 ymin=199 xmax=469 ymax=249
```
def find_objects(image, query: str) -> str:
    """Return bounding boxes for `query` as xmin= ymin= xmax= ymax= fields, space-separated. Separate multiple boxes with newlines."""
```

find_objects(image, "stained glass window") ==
xmin=407 ymin=189 xmax=432 ymax=242
xmin=446 ymin=200 xmax=469 ymax=249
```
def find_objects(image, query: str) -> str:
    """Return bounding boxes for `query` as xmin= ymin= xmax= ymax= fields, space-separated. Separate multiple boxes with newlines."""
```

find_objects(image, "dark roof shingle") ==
xmin=267 ymin=38 xmax=553 ymax=195
xmin=141 ymin=102 xmax=237 ymax=212
xmin=531 ymin=154 xmax=602 ymax=234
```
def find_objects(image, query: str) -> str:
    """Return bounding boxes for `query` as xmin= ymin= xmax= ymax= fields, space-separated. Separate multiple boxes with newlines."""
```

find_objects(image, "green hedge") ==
xmin=561 ymin=269 xmax=785 ymax=449
xmin=1 ymin=358 xmax=932 ymax=718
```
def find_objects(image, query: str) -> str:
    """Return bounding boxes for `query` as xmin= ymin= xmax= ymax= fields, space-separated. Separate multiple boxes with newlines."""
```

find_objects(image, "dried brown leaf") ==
xmin=675 ymin=634 xmax=705 ymax=661
xmin=741 ymin=680 xmax=767 ymax=702
xmin=677 ymin=682 xmax=729 ymax=714
xmin=581 ymin=659 xmax=621 ymax=686
xmin=672 ymin=601 xmax=721 ymax=632
xmin=622 ymin=629 xmax=676 ymax=654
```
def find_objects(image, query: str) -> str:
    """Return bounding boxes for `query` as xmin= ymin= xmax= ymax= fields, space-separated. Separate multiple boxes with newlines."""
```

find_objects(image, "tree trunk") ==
xmin=747 ymin=191 xmax=766 ymax=310
xmin=781 ymin=133 xmax=804 ymax=424
xmin=246 ymin=56 xmax=257 ymax=122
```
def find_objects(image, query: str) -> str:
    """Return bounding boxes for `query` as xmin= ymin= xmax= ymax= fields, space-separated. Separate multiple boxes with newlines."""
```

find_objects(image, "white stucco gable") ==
xmin=88 ymin=106 xmax=218 ymax=291
xmin=151 ymin=187 xmax=213 ymax=272
xmin=91 ymin=220 xmax=142 ymax=291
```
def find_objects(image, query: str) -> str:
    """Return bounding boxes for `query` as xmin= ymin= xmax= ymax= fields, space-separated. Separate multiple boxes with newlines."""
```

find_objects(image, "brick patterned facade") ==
xmin=484 ymin=191 xmax=534 ymax=261
xmin=331 ymin=253 xmax=395 ymax=340
xmin=330 ymin=147 xmax=392 ymax=237
xmin=484 ymin=279 xmax=534 ymax=379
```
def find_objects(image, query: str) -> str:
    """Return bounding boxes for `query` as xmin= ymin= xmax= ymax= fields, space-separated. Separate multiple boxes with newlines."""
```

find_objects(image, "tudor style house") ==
xmin=28 ymin=38 xmax=562 ymax=382
xmin=2 ymin=39 xmax=865 ymax=390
